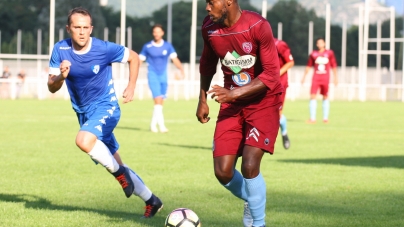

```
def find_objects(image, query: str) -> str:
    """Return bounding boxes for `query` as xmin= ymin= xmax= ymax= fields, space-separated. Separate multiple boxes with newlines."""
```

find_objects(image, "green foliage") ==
xmin=0 ymin=99 xmax=403 ymax=226
xmin=0 ymin=0 xmax=402 ymax=69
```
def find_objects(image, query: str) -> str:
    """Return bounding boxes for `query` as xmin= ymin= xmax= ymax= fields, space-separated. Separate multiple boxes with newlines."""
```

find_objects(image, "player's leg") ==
xmin=308 ymin=81 xmax=319 ymax=123
xmin=278 ymin=90 xmax=290 ymax=149
xmin=148 ymin=72 xmax=163 ymax=132
xmin=320 ymin=84 xmax=330 ymax=123
xmin=241 ymin=146 xmax=266 ymax=227
xmin=75 ymin=105 xmax=134 ymax=198
xmin=156 ymin=74 xmax=169 ymax=132
xmin=113 ymin=152 xmax=163 ymax=218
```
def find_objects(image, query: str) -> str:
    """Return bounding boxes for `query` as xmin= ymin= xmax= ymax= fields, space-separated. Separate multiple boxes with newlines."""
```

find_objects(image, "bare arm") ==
xmin=171 ymin=57 xmax=185 ymax=79
xmin=196 ymin=75 xmax=214 ymax=123
xmin=122 ymin=50 xmax=140 ymax=103
xmin=280 ymin=61 xmax=294 ymax=77
xmin=301 ymin=66 xmax=311 ymax=85
xmin=47 ymin=60 xmax=71 ymax=93
xmin=332 ymin=67 xmax=338 ymax=86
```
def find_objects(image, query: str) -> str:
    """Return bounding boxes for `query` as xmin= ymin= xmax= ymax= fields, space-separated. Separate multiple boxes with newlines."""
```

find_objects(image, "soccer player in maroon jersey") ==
xmin=301 ymin=37 xmax=338 ymax=123
xmin=274 ymin=38 xmax=294 ymax=149
xmin=196 ymin=1 xmax=283 ymax=226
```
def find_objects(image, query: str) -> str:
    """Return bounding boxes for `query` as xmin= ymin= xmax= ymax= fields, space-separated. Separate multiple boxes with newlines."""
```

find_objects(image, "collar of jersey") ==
xmin=73 ymin=37 xmax=92 ymax=55
xmin=151 ymin=40 xmax=164 ymax=47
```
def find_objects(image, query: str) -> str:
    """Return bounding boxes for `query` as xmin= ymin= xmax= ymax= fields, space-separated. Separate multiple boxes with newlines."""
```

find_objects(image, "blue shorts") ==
xmin=148 ymin=71 xmax=168 ymax=99
xmin=76 ymin=102 xmax=120 ymax=154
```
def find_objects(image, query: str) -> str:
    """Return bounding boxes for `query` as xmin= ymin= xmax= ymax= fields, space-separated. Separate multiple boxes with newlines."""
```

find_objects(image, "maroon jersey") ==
xmin=274 ymin=38 xmax=293 ymax=89
xmin=200 ymin=10 xmax=282 ymax=102
xmin=307 ymin=49 xmax=337 ymax=82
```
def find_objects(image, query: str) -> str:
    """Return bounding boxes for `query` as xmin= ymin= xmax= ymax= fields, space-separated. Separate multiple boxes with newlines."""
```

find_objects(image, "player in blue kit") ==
xmin=47 ymin=7 xmax=163 ymax=218
xmin=139 ymin=24 xmax=185 ymax=133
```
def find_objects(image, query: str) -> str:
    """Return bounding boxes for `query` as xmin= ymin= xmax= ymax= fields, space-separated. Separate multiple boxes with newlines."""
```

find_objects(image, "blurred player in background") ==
xmin=301 ymin=37 xmax=337 ymax=123
xmin=47 ymin=7 xmax=163 ymax=218
xmin=196 ymin=1 xmax=282 ymax=226
xmin=274 ymin=38 xmax=294 ymax=149
xmin=139 ymin=24 xmax=185 ymax=133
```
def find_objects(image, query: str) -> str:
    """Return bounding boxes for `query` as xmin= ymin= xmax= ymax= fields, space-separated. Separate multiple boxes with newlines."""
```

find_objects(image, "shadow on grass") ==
xmin=279 ymin=155 xmax=404 ymax=169
xmin=116 ymin=126 xmax=143 ymax=131
xmin=0 ymin=193 xmax=165 ymax=226
xmin=156 ymin=142 xmax=212 ymax=150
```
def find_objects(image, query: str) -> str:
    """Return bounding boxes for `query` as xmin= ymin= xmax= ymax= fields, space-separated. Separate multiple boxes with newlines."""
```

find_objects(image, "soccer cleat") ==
xmin=142 ymin=194 xmax=163 ymax=218
xmin=159 ymin=127 xmax=169 ymax=133
xmin=243 ymin=201 xmax=253 ymax=227
xmin=150 ymin=126 xmax=158 ymax=133
xmin=282 ymin=134 xmax=290 ymax=149
xmin=306 ymin=119 xmax=316 ymax=124
xmin=323 ymin=119 xmax=329 ymax=123
xmin=114 ymin=167 xmax=134 ymax=198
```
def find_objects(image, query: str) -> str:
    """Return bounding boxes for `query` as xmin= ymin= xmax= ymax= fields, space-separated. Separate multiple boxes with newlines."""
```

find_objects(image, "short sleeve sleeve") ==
xmin=106 ymin=41 xmax=129 ymax=63
xmin=49 ymin=45 xmax=61 ymax=75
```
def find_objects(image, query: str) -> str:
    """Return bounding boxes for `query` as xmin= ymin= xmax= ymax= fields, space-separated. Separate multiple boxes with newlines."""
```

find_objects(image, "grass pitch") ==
xmin=0 ymin=99 xmax=403 ymax=227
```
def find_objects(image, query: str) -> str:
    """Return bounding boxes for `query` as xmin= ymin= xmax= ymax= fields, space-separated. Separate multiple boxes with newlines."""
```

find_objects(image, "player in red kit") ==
xmin=274 ymin=38 xmax=294 ymax=149
xmin=196 ymin=1 xmax=282 ymax=227
xmin=301 ymin=37 xmax=337 ymax=123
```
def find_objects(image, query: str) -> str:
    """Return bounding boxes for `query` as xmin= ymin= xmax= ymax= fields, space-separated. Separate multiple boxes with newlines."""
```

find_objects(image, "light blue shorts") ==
xmin=148 ymin=71 xmax=168 ymax=99
xmin=76 ymin=102 xmax=120 ymax=154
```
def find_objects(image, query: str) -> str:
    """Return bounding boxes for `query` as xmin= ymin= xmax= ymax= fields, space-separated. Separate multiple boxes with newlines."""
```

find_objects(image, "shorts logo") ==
xmin=242 ymin=42 xmax=252 ymax=54
xmin=264 ymin=138 xmax=270 ymax=145
xmin=92 ymin=65 xmax=100 ymax=74
xmin=247 ymin=127 xmax=260 ymax=142
xmin=232 ymin=72 xmax=251 ymax=86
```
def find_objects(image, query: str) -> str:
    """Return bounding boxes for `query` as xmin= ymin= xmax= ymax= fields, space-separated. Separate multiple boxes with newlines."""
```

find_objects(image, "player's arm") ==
xmin=197 ymin=23 xmax=218 ymax=124
xmin=278 ymin=42 xmax=294 ymax=76
xmin=301 ymin=54 xmax=314 ymax=84
xmin=171 ymin=57 xmax=185 ymax=79
xmin=330 ymin=50 xmax=338 ymax=86
xmin=122 ymin=49 xmax=140 ymax=103
xmin=48 ymin=60 xmax=71 ymax=93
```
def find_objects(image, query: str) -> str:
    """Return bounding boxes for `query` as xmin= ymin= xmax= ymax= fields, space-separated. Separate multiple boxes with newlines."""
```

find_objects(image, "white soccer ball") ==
xmin=164 ymin=208 xmax=201 ymax=227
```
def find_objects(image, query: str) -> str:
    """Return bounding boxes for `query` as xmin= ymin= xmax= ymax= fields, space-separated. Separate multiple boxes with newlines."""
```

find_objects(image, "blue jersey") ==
xmin=49 ymin=37 xmax=129 ymax=113
xmin=139 ymin=40 xmax=177 ymax=75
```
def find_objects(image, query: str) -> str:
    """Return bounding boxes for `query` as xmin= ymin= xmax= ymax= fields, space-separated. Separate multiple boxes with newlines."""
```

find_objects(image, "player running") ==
xmin=47 ymin=7 xmax=163 ymax=218
xmin=196 ymin=1 xmax=283 ymax=227
xmin=139 ymin=24 xmax=185 ymax=133
xmin=274 ymin=38 xmax=294 ymax=149
xmin=301 ymin=37 xmax=338 ymax=123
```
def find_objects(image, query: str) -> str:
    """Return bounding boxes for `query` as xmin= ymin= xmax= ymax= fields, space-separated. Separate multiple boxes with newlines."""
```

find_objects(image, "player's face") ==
xmin=206 ymin=0 xmax=228 ymax=25
xmin=152 ymin=27 xmax=164 ymax=42
xmin=66 ymin=13 xmax=93 ymax=51
xmin=316 ymin=39 xmax=326 ymax=50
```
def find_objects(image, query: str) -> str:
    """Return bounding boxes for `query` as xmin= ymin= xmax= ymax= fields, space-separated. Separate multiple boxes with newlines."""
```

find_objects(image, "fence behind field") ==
xmin=0 ymin=59 xmax=403 ymax=102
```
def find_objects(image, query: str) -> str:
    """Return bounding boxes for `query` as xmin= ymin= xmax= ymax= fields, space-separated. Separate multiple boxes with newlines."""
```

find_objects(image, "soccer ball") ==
xmin=165 ymin=208 xmax=201 ymax=227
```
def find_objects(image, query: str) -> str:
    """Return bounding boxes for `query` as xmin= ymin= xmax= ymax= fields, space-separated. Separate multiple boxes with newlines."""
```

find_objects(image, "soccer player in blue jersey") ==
xmin=139 ymin=24 xmax=185 ymax=133
xmin=47 ymin=7 xmax=163 ymax=218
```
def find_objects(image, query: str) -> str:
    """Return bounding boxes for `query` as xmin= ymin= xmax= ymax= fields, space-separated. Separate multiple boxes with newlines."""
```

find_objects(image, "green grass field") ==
xmin=0 ymin=99 xmax=403 ymax=227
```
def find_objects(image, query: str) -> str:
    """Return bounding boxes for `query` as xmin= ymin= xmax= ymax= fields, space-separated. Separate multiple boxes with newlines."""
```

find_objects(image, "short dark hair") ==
xmin=316 ymin=37 xmax=325 ymax=42
xmin=152 ymin=24 xmax=165 ymax=32
xmin=67 ymin=7 xmax=92 ymax=25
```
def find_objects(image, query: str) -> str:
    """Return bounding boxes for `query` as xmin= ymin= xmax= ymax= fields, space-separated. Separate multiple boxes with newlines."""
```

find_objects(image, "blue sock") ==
xmin=245 ymin=173 xmax=266 ymax=227
xmin=279 ymin=114 xmax=287 ymax=136
xmin=309 ymin=99 xmax=317 ymax=121
xmin=223 ymin=169 xmax=248 ymax=201
xmin=323 ymin=99 xmax=330 ymax=120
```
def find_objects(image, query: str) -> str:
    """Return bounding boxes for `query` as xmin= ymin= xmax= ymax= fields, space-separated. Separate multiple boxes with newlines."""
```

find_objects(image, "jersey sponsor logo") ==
xmin=59 ymin=46 xmax=71 ymax=50
xmin=315 ymin=56 xmax=329 ymax=73
xmin=92 ymin=65 xmax=100 ymax=74
xmin=232 ymin=72 xmax=251 ymax=86
xmin=242 ymin=42 xmax=253 ymax=54
xmin=221 ymin=51 xmax=256 ymax=74
xmin=162 ymin=50 xmax=168 ymax=55
xmin=247 ymin=127 xmax=260 ymax=142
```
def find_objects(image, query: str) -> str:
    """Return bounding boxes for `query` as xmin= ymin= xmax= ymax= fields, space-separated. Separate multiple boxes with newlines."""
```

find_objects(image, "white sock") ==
xmin=151 ymin=105 xmax=162 ymax=129
xmin=156 ymin=105 xmax=166 ymax=129
xmin=124 ymin=164 xmax=153 ymax=201
xmin=88 ymin=140 xmax=119 ymax=173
